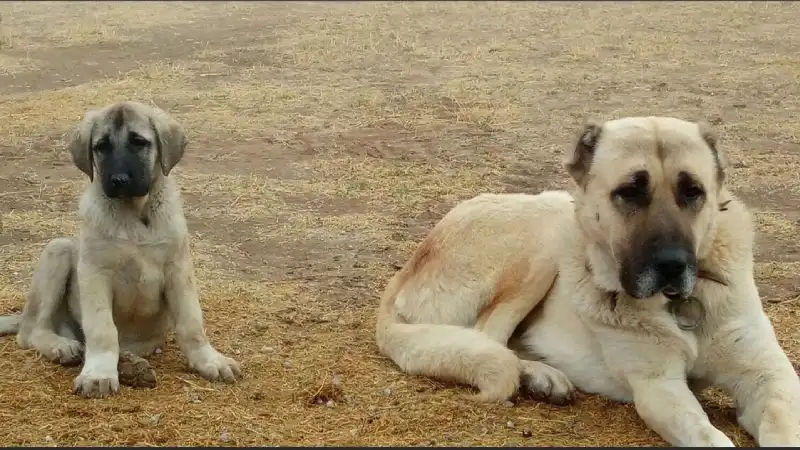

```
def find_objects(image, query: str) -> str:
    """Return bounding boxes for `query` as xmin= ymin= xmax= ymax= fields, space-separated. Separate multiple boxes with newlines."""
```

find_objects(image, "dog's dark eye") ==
xmin=613 ymin=185 xmax=647 ymax=203
xmin=679 ymin=184 xmax=705 ymax=206
xmin=129 ymin=133 xmax=150 ymax=147
xmin=612 ymin=170 xmax=650 ymax=207
xmin=94 ymin=140 xmax=112 ymax=154
xmin=676 ymin=171 xmax=705 ymax=207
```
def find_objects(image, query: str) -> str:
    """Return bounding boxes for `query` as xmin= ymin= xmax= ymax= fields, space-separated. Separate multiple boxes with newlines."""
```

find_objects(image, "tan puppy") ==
xmin=376 ymin=117 xmax=800 ymax=447
xmin=0 ymin=101 xmax=242 ymax=398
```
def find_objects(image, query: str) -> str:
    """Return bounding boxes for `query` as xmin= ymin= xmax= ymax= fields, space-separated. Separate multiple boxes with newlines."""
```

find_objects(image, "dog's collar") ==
xmin=668 ymin=295 xmax=706 ymax=331
xmin=600 ymin=268 xmax=726 ymax=331
xmin=605 ymin=290 xmax=705 ymax=331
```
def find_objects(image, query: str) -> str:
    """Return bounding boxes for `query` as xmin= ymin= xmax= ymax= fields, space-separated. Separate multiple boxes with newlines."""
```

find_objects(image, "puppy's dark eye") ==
xmin=129 ymin=133 xmax=150 ymax=147
xmin=94 ymin=139 xmax=112 ymax=154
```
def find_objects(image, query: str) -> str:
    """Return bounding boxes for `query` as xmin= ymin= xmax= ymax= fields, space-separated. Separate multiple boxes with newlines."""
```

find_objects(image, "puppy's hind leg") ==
xmin=17 ymin=238 xmax=84 ymax=366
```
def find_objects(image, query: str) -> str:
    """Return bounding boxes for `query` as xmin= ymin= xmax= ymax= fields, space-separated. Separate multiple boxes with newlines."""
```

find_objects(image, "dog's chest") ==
xmin=110 ymin=243 xmax=169 ymax=322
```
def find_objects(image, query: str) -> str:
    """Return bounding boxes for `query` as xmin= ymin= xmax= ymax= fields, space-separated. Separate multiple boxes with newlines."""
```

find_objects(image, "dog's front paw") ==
xmin=189 ymin=349 xmax=243 ymax=383
xmin=73 ymin=366 xmax=120 ymax=398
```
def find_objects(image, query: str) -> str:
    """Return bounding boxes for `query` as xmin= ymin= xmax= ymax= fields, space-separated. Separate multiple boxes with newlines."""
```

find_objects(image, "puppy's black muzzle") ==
xmin=101 ymin=154 xmax=151 ymax=199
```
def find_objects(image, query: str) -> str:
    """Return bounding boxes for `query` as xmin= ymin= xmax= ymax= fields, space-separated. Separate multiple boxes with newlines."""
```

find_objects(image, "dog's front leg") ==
xmin=602 ymin=334 xmax=734 ymax=447
xmin=710 ymin=314 xmax=800 ymax=447
xmin=164 ymin=241 xmax=242 ymax=383
xmin=628 ymin=374 xmax=734 ymax=446
xmin=73 ymin=261 xmax=120 ymax=398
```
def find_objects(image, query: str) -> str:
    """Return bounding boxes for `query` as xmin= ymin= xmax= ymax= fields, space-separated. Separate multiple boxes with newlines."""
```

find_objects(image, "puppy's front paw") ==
xmin=73 ymin=367 xmax=120 ymax=398
xmin=46 ymin=336 xmax=84 ymax=366
xmin=189 ymin=349 xmax=243 ymax=383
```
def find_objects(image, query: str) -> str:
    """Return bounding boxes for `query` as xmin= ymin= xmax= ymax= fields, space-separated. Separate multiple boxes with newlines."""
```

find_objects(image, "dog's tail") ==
xmin=0 ymin=314 xmax=21 ymax=336
xmin=375 ymin=279 xmax=522 ymax=403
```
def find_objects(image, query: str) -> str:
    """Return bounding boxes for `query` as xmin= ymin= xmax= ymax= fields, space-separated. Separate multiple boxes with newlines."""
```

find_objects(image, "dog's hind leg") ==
xmin=16 ymin=238 xmax=84 ymax=366
xmin=474 ymin=262 xmax=556 ymax=345
xmin=475 ymin=263 xmax=575 ymax=404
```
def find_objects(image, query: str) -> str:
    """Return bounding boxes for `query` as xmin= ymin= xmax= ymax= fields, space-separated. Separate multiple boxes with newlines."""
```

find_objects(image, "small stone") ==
xmin=522 ymin=430 xmax=533 ymax=438
xmin=383 ymin=388 xmax=392 ymax=396
xmin=260 ymin=345 xmax=274 ymax=353
xmin=192 ymin=399 xmax=202 ymax=404
xmin=219 ymin=432 xmax=231 ymax=442
xmin=332 ymin=375 xmax=342 ymax=388
xmin=154 ymin=348 xmax=162 ymax=354
xmin=506 ymin=421 xmax=515 ymax=429
xmin=325 ymin=399 xmax=335 ymax=408
xmin=502 ymin=400 xmax=514 ymax=408
xmin=283 ymin=360 xmax=292 ymax=369
xmin=253 ymin=321 xmax=268 ymax=331
xmin=44 ymin=436 xmax=53 ymax=443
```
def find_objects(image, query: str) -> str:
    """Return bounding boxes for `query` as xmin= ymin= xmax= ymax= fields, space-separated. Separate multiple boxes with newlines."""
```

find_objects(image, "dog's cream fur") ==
xmin=0 ymin=101 xmax=242 ymax=398
xmin=376 ymin=117 xmax=800 ymax=447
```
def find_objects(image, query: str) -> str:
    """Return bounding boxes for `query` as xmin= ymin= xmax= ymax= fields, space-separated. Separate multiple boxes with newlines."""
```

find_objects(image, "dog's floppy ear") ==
xmin=68 ymin=109 xmax=101 ymax=181
xmin=696 ymin=120 xmax=726 ymax=187
xmin=565 ymin=119 xmax=603 ymax=187
xmin=148 ymin=106 xmax=188 ymax=176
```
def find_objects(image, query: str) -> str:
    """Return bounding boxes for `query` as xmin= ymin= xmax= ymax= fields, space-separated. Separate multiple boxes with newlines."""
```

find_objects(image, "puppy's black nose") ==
xmin=653 ymin=247 xmax=691 ymax=281
xmin=111 ymin=174 xmax=130 ymax=187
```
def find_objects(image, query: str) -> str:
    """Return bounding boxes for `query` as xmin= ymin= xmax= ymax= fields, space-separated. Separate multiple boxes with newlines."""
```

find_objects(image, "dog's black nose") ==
xmin=653 ymin=247 xmax=690 ymax=281
xmin=110 ymin=174 xmax=130 ymax=187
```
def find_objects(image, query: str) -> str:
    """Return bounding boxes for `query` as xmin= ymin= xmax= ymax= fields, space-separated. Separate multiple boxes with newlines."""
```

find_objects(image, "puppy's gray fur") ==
xmin=0 ymin=101 xmax=242 ymax=398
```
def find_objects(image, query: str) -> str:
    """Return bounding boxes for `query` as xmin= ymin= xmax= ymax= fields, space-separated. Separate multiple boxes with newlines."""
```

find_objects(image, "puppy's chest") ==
xmin=110 ymin=243 xmax=170 ymax=321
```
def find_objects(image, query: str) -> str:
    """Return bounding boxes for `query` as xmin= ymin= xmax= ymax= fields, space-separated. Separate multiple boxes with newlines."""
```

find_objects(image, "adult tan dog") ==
xmin=376 ymin=117 xmax=800 ymax=447
xmin=0 ymin=101 xmax=242 ymax=398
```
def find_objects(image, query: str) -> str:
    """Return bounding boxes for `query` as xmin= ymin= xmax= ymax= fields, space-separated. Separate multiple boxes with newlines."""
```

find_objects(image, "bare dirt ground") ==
xmin=0 ymin=1 xmax=798 ymax=446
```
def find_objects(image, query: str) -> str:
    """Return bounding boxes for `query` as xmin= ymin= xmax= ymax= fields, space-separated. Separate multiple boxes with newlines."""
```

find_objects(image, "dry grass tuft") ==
xmin=0 ymin=1 xmax=799 ymax=447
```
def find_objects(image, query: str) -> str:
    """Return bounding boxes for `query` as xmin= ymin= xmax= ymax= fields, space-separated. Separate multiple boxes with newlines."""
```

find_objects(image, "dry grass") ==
xmin=0 ymin=1 xmax=799 ymax=446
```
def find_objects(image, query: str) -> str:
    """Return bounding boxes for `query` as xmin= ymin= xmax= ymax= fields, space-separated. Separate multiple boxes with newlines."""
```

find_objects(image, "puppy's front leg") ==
xmin=73 ymin=261 xmax=120 ymax=398
xmin=710 ymin=313 xmax=800 ymax=447
xmin=164 ymin=240 xmax=242 ymax=383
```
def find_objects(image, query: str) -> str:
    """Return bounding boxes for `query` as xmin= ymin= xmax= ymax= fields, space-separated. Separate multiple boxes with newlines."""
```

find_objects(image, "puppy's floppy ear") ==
xmin=148 ymin=106 xmax=188 ymax=176
xmin=696 ymin=120 xmax=726 ymax=187
xmin=68 ymin=109 xmax=101 ymax=181
xmin=565 ymin=119 xmax=603 ymax=187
